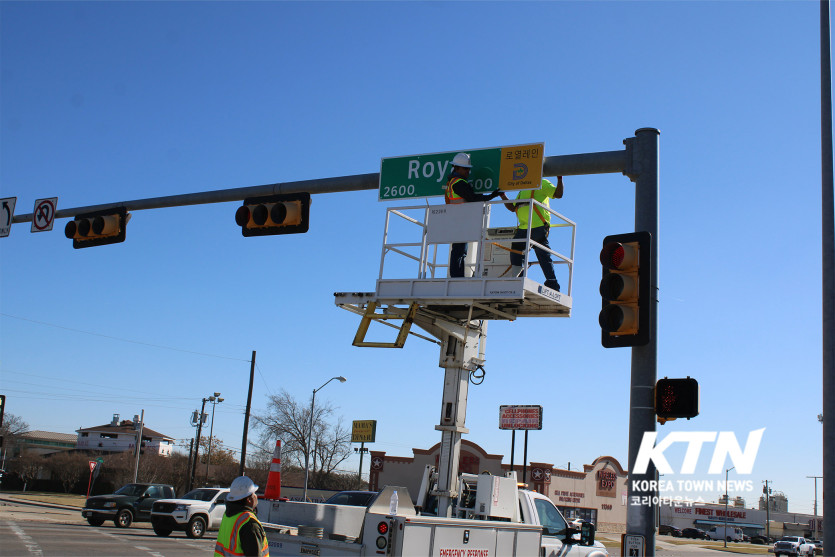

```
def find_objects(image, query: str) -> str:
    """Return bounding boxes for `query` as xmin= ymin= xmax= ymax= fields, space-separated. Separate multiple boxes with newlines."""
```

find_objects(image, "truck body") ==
xmin=707 ymin=525 xmax=744 ymax=542
xmin=260 ymin=472 xmax=608 ymax=557
xmin=82 ymin=483 xmax=175 ymax=528
xmin=150 ymin=487 xmax=230 ymax=539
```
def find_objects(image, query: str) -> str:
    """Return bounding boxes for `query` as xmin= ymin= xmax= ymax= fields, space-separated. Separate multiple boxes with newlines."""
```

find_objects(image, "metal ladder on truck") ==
xmin=334 ymin=197 xmax=575 ymax=518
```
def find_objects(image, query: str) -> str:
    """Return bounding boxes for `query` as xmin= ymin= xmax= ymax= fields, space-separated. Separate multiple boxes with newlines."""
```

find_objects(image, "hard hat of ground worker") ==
xmin=451 ymin=153 xmax=472 ymax=168
xmin=228 ymin=476 xmax=259 ymax=502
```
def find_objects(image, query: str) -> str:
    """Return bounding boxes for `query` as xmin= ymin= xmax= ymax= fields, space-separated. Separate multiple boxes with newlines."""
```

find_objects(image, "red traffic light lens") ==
xmin=64 ymin=221 xmax=77 ymax=239
xmin=600 ymin=242 xmax=625 ymax=268
xmin=377 ymin=521 xmax=388 ymax=535
xmin=235 ymin=206 xmax=251 ymax=227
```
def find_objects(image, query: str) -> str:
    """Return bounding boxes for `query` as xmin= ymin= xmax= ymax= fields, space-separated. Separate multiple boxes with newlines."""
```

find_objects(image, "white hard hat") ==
xmin=228 ymin=476 xmax=259 ymax=502
xmin=451 ymin=153 xmax=472 ymax=168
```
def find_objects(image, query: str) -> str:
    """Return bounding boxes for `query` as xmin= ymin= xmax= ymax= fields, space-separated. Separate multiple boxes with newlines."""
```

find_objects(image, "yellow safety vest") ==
xmin=214 ymin=511 xmax=269 ymax=557
xmin=515 ymin=179 xmax=555 ymax=229
xmin=445 ymin=176 xmax=466 ymax=204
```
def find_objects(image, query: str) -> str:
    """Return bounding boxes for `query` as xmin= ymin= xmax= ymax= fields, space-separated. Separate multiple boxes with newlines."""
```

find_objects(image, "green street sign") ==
xmin=379 ymin=143 xmax=544 ymax=201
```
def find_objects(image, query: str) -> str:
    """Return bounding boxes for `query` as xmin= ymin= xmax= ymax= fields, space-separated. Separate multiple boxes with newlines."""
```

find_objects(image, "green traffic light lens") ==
xmin=270 ymin=203 xmax=288 ymax=225
xmin=598 ymin=305 xmax=624 ymax=332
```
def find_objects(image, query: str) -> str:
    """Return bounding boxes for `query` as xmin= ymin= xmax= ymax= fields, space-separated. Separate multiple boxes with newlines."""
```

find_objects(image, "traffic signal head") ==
xmin=0 ymin=394 xmax=5 ymax=428
xmin=65 ymin=207 xmax=129 ymax=249
xmin=599 ymin=231 xmax=652 ymax=348
xmin=235 ymin=193 xmax=310 ymax=236
xmin=655 ymin=377 xmax=699 ymax=422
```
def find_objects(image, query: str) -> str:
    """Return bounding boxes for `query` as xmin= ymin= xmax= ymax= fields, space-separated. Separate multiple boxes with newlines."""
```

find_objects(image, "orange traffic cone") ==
xmin=264 ymin=440 xmax=281 ymax=499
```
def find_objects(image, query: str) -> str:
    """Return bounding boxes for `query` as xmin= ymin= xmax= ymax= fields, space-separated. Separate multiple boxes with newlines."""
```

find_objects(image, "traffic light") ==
xmin=655 ymin=377 xmax=700 ymax=423
xmin=235 ymin=193 xmax=310 ymax=236
xmin=0 ymin=394 xmax=5 ymax=428
xmin=65 ymin=207 xmax=129 ymax=249
xmin=599 ymin=231 xmax=651 ymax=348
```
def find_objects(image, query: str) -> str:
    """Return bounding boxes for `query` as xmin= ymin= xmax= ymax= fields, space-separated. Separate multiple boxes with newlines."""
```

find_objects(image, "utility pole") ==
xmin=132 ymin=410 xmax=144 ymax=483
xmin=807 ymin=475 xmax=822 ymax=540
xmin=763 ymin=480 xmax=772 ymax=540
xmin=239 ymin=350 xmax=255 ymax=476
xmin=188 ymin=398 xmax=208 ymax=492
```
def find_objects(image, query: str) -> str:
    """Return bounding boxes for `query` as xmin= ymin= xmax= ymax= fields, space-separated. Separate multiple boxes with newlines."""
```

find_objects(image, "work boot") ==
xmin=544 ymin=279 xmax=560 ymax=292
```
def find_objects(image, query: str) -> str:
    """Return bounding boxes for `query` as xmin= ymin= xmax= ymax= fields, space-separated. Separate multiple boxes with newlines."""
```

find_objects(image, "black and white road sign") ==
xmin=31 ymin=197 xmax=58 ymax=233
xmin=0 ymin=197 xmax=16 ymax=238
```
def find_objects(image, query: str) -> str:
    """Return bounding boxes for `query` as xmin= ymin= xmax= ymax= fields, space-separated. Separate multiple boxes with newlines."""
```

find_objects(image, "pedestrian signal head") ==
xmin=655 ymin=377 xmax=700 ymax=422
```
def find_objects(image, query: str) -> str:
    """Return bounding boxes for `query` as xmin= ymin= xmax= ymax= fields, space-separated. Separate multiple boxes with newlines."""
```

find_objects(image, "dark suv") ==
xmin=83 ymin=483 xmax=175 ymax=528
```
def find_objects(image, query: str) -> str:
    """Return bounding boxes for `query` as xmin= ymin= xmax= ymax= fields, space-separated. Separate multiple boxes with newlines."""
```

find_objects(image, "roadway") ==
xmin=0 ymin=499 xmax=215 ymax=557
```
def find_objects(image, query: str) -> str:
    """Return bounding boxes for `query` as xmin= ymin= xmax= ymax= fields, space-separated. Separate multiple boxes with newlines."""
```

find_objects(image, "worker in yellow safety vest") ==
xmin=504 ymin=176 xmax=564 ymax=291
xmin=445 ymin=152 xmax=507 ymax=277
xmin=214 ymin=476 xmax=269 ymax=557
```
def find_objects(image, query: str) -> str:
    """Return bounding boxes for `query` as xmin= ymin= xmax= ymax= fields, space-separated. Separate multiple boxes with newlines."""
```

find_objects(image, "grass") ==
xmin=0 ymin=491 xmax=87 ymax=508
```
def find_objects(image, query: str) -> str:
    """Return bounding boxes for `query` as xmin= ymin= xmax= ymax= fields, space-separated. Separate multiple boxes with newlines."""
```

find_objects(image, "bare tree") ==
xmin=253 ymin=389 xmax=352 ymax=489
xmin=11 ymin=452 xmax=42 ymax=491
xmin=0 ymin=413 xmax=30 ymax=452
xmin=45 ymin=452 xmax=87 ymax=493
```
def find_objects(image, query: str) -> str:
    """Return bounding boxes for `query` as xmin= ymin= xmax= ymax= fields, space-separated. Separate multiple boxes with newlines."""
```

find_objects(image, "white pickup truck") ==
xmin=150 ymin=487 xmax=229 ymax=539
xmin=259 ymin=471 xmax=609 ymax=557
xmin=773 ymin=536 xmax=816 ymax=557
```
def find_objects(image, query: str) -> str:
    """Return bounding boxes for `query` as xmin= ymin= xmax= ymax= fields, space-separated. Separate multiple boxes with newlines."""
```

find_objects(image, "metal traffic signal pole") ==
xmin=820 ymin=2 xmax=834 ymax=553
xmin=626 ymin=129 xmax=661 ymax=551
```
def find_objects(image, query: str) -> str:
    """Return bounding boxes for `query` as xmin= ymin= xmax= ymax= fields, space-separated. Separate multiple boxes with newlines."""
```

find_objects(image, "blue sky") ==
xmin=0 ymin=1 xmax=825 ymax=514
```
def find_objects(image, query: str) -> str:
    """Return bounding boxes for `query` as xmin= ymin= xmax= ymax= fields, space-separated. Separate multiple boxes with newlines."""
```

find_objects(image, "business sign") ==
xmin=498 ymin=405 xmax=543 ymax=430
xmin=379 ymin=142 xmax=544 ymax=201
xmin=351 ymin=420 xmax=377 ymax=443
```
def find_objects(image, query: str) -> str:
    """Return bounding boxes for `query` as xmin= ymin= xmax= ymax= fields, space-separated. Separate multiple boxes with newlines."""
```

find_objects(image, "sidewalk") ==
xmin=0 ymin=492 xmax=80 ymax=511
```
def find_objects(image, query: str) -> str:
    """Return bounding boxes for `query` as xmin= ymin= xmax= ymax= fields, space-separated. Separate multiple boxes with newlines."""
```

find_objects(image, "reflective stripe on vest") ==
xmin=214 ymin=511 xmax=269 ymax=557
xmin=445 ymin=177 xmax=465 ymax=204
xmin=515 ymin=190 xmax=550 ymax=229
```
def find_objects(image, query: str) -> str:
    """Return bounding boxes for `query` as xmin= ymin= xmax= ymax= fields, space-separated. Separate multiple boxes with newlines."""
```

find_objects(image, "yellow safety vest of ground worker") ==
xmin=504 ymin=177 xmax=564 ymax=292
xmin=214 ymin=476 xmax=269 ymax=557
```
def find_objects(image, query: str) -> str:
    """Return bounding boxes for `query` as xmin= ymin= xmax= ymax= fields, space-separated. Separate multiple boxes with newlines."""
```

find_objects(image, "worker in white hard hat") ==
xmin=445 ymin=153 xmax=508 ymax=277
xmin=214 ymin=476 xmax=269 ymax=557
xmin=504 ymin=176 xmax=564 ymax=291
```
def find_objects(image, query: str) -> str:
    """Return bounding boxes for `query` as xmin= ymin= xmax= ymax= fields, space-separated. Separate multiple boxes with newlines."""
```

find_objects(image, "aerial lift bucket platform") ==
xmin=335 ymin=198 xmax=575 ymax=517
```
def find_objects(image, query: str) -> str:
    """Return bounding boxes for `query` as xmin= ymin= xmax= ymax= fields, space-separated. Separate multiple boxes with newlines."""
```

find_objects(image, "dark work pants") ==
xmin=510 ymin=225 xmax=556 ymax=282
xmin=450 ymin=242 xmax=467 ymax=277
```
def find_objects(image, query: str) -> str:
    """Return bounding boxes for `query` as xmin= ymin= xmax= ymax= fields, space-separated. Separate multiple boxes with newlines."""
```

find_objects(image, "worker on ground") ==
xmin=215 ymin=476 xmax=269 ymax=557
xmin=445 ymin=152 xmax=508 ymax=277
xmin=504 ymin=176 xmax=564 ymax=292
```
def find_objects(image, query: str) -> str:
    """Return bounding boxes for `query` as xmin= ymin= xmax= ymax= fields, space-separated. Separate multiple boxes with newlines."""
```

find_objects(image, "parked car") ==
xmin=82 ymin=483 xmax=176 ymax=528
xmin=680 ymin=527 xmax=710 ymax=539
xmin=659 ymin=524 xmax=682 ymax=537
xmin=750 ymin=534 xmax=773 ymax=545
xmin=323 ymin=490 xmax=378 ymax=507
xmin=150 ymin=487 xmax=229 ymax=539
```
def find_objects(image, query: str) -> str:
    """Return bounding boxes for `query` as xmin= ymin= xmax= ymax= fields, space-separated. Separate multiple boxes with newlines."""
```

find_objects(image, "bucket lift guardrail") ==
xmin=378 ymin=198 xmax=575 ymax=296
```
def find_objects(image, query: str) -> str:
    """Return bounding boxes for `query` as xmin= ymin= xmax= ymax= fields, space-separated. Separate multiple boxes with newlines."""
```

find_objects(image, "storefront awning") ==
xmin=693 ymin=519 xmax=764 ymax=529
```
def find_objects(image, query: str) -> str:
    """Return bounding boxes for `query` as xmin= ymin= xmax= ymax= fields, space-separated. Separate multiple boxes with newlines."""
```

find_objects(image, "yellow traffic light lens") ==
xmin=252 ymin=204 xmax=269 ymax=226
xmin=77 ymin=218 xmax=92 ymax=236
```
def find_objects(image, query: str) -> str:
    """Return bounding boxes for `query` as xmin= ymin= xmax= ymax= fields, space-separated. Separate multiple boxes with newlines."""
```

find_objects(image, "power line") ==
xmin=1 ymin=313 xmax=250 ymax=362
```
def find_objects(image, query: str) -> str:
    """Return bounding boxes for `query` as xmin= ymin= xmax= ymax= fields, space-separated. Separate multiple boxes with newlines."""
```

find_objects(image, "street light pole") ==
xmin=205 ymin=393 xmax=223 ymax=482
xmin=724 ymin=466 xmax=735 ymax=549
xmin=303 ymin=376 xmax=346 ymax=502
xmin=807 ymin=475 xmax=822 ymax=540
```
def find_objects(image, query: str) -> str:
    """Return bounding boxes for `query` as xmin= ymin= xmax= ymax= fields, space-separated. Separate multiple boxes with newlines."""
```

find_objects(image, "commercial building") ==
xmin=13 ymin=430 xmax=77 ymax=456
xmin=367 ymin=440 xmax=629 ymax=533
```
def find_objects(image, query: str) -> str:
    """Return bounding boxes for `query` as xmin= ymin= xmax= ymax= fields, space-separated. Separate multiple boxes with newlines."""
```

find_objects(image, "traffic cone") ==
xmin=264 ymin=440 xmax=281 ymax=499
